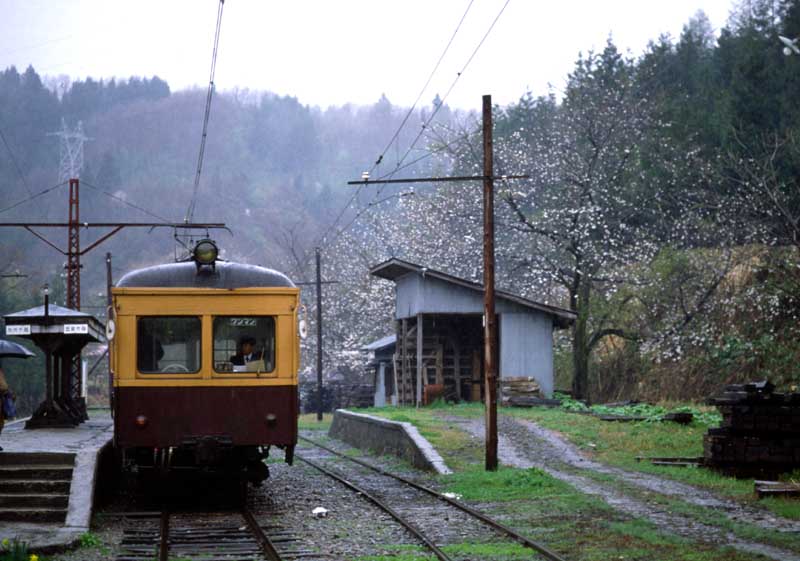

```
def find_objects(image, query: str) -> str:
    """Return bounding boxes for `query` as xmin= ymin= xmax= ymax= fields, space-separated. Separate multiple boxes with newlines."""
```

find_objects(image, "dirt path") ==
xmin=447 ymin=413 xmax=800 ymax=561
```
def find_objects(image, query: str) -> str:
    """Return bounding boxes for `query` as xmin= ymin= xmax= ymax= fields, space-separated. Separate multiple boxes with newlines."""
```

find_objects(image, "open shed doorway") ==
xmin=395 ymin=314 xmax=485 ymax=405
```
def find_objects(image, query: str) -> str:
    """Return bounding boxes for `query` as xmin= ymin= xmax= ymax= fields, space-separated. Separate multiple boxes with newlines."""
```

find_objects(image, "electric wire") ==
xmin=322 ymin=0 xmax=510 ymax=254
xmin=390 ymin=0 xmax=512 ymax=176
xmin=303 ymin=0 xmax=479 ymax=274
xmin=0 ymin=180 xmax=67 ymax=216
xmin=316 ymin=128 xmax=474 ymax=252
xmin=81 ymin=180 xmax=171 ymax=223
xmin=289 ymin=0 xmax=510 ymax=278
xmin=185 ymin=0 xmax=225 ymax=223
xmin=0 ymin=125 xmax=33 ymax=195
xmin=367 ymin=0 xmax=475 ymax=176
xmin=287 ymin=127 xmax=478 ymax=279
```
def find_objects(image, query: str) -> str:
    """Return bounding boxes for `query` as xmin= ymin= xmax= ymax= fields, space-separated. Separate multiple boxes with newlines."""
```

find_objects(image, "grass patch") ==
xmin=444 ymin=466 xmax=567 ymax=502
xmin=353 ymin=544 xmax=433 ymax=561
xmin=441 ymin=541 xmax=532 ymax=560
xmin=298 ymin=413 xmax=332 ymax=431
xmin=760 ymin=496 xmax=800 ymax=519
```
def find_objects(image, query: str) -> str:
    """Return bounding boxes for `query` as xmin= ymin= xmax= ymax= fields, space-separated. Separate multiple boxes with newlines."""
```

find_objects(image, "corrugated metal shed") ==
xmin=370 ymin=259 xmax=575 ymax=401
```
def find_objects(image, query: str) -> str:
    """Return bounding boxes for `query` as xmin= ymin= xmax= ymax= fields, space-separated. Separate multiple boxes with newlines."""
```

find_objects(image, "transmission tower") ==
xmin=47 ymin=118 xmax=89 ymax=181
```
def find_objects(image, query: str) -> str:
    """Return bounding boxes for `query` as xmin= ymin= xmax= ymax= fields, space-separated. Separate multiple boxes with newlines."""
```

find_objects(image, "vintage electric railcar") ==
xmin=109 ymin=240 xmax=300 ymax=484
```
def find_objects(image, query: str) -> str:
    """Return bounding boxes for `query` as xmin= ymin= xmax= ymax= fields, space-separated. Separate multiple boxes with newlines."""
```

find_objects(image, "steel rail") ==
xmin=295 ymin=454 xmax=455 ymax=561
xmin=299 ymin=436 xmax=568 ymax=561
xmin=241 ymin=507 xmax=284 ymax=561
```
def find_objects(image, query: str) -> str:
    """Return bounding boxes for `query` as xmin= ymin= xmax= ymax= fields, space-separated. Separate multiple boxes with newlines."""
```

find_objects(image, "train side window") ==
xmin=213 ymin=316 xmax=276 ymax=374
xmin=137 ymin=317 xmax=202 ymax=374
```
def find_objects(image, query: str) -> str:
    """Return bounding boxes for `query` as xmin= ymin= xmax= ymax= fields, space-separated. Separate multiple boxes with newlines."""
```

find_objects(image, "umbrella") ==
xmin=0 ymin=338 xmax=35 ymax=359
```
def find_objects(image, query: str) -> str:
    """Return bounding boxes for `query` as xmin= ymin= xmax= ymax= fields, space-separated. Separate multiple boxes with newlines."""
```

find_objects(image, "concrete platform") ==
xmin=0 ymin=414 xmax=113 ymax=552
xmin=329 ymin=409 xmax=451 ymax=474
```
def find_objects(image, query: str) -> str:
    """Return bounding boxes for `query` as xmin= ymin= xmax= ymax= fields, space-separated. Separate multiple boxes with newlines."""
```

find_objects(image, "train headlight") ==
xmin=135 ymin=415 xmax=148 ymax=428
xmin=193 ymin=239 xmax=218 ymax=265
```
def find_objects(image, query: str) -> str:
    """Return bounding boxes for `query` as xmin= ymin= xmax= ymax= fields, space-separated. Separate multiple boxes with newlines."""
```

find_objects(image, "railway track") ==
xmin=297 ymin=436 xmax=569 ymax=561
xmin=114 ymin=507 xmax=306 ymax=561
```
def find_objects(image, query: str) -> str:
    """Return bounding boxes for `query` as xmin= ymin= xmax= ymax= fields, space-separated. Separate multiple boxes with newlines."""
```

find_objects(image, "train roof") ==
xmin=116 ymin=261 xmax=296 ymax=289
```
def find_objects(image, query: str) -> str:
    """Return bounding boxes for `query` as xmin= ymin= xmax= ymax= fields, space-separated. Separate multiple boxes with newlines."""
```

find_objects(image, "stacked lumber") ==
xmin=755 ymin=480 xmax=800 ymax=498
xmin=704 ymin=381 xmax=800 ymax=477
xmin=499 ymin=377 xmax=557 ymax=407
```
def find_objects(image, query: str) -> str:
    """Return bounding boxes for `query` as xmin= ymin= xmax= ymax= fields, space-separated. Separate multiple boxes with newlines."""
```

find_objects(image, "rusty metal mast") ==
xmin=67 ymin=178 xmax=81 ymax=309
xmin=0 ymin=180 xmax=226 ymax=421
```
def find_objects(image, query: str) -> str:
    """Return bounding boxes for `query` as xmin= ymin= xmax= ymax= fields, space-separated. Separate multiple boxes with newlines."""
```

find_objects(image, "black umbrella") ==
xmin=0 ymin=338 xmax=35 ymax=359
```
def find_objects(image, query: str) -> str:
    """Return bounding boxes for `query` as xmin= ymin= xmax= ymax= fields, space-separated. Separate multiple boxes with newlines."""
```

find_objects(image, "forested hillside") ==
xmin=3 ymin=0 xmax=800 ymax=411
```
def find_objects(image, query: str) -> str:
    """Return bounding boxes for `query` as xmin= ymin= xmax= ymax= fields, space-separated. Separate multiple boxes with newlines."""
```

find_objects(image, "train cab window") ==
xmin=137 ymin=317 xmax=201 ymax=374
xmin=213 ymin=316 xmax=275 ymax=373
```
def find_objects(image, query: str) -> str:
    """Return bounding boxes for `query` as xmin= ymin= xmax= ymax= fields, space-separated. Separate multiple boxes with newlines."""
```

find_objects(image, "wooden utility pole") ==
xmin=346 ymin=94 xmax=518 ymax=471
xmin=315 ymin=247 xmax=324 ymax=421
xmin=482 ymin=94 xmax=498 ymax=471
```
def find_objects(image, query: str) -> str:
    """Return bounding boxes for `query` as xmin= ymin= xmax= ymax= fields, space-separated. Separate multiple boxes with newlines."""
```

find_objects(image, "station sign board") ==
xmin=64 ymin=324 xmax=89 ymax=335
xmin=5 ymin=325 xmax=31 ymax=336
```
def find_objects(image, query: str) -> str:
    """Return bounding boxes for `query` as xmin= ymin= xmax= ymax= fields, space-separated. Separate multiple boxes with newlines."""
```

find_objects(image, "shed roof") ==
xmin=361 ymin=334 xmax=397 ymax=352
xmin=370 ymin=258 xmax=576 ymax=327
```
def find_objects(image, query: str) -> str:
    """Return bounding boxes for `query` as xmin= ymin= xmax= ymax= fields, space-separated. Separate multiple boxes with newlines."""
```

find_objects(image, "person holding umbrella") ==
xmin=0 ymin=339 xmax=34 ymax=451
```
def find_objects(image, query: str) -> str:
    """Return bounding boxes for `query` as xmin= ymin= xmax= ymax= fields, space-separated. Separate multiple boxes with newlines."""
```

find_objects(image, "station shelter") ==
xmin=369 ymin=258 xmax=575 ymax=406
xmin=4 ymin=303 xmax=105 ymax=428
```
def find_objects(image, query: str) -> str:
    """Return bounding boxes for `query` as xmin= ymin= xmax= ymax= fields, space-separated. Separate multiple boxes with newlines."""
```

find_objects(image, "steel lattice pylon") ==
xmin=47 ymin=119 xmax=89 ymax=182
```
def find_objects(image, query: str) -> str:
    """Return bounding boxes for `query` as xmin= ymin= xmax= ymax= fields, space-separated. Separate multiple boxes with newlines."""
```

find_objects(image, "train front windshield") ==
xmin=213 ymin=316 xmax=276 ymax=373
xmin=137 ymin=316 xmax=202 ymax=374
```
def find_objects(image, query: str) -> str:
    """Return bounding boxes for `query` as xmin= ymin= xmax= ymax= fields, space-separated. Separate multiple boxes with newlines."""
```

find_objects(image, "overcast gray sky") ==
xmin=1 ymin=0 xmax=735 ymax=110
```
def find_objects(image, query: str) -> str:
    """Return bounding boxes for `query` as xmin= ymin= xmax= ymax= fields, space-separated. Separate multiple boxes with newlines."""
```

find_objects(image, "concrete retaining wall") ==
xmin=328 ymin=409 xmax=451 ymax=474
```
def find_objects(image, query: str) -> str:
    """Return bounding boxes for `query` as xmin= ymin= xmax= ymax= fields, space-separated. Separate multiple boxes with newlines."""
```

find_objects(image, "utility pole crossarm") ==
xmin=0 ymin=222 xmax=227 ymax=228
xmin=346 ymin=174 xmax=528 ymax=186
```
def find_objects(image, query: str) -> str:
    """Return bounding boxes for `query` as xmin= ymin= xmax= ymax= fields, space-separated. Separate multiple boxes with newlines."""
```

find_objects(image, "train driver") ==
xmin=230 ymin=336 xmax=263 ymax=366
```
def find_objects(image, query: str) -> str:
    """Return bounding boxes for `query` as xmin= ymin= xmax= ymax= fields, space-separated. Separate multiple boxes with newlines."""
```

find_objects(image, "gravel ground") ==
xmin=447 ymin=413 xmax=800 ymax=561
xmin=48 ymin=437 xmax=435 ymax=561
xmin=250 ymin=459 xmax=421 ymax=560
xmin=295 ymin=439 xmax=502 ymax=558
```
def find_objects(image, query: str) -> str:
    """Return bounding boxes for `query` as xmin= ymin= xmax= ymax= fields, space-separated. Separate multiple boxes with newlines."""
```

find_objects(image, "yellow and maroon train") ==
xmin=108 ymin=240 xmax=300 ymax=484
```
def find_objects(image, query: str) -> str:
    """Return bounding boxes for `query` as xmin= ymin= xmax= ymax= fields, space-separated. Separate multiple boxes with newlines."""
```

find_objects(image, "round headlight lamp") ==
xmin=194 ymin=239 xmax=218 ymax=265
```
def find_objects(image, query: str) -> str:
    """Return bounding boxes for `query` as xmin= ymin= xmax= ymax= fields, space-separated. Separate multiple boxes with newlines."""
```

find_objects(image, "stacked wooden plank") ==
xmin=499 ymin=377 xmax=551 ymax=407
xmin=755 ymin=480 xmax=800 ymax=498
xmin=704 ymin=381 xmax=800 ymax=477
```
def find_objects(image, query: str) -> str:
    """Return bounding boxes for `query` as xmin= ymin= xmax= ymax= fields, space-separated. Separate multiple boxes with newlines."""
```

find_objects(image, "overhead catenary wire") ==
xmin=185 ymin=0 xmax=225 ymax=224
xmin=389 ymin=0 xmax=512 ymax=177
xmin=0 ymin=125 xmax=33 ymax=195
xmin=300 ymin=1 xmax=481 ymax=271
xmin=289 ymin=1 xmax=510 ymax=279
xmin=81 ymin=180 xmax=171 ymax=223
xmin=0 ymin=180 xmax=67 ymax=215
xmin=367 ymin=0 xmax=475 ymax=176
xmin=287 ymin=127 xmax=478 ymax=280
